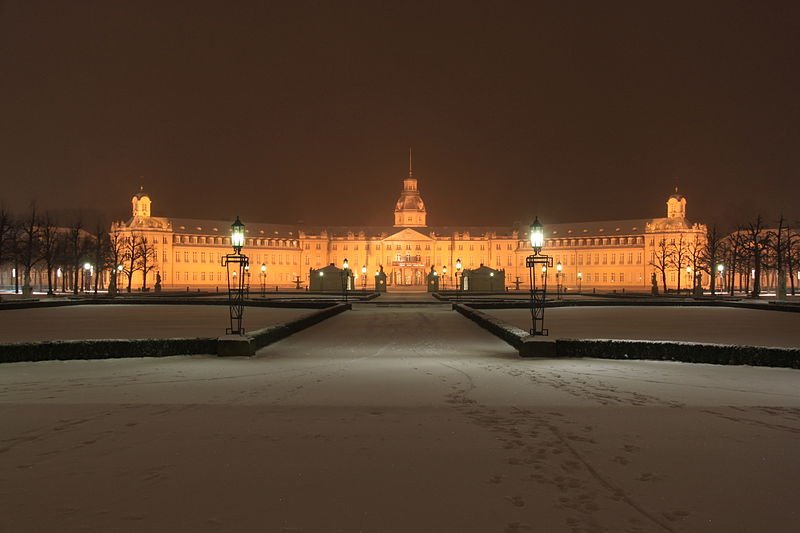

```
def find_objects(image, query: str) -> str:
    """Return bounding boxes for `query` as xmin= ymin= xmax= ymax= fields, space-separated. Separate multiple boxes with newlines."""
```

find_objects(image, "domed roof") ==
xmin=669 ymin=187 xmax=684 ymax=201
xmin=133 ymin=186 xmax=149 ymax=200
xmin=395 ymin=195 xmax=425 ymax=211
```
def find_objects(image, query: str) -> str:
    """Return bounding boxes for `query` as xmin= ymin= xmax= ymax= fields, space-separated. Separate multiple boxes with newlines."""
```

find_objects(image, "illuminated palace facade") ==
xmin=112 ymin=171 xmax=707 ymax=291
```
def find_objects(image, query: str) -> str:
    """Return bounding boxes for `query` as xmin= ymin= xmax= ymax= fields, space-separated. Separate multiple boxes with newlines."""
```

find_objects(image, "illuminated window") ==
xmin=176 ymin=252 xmax=180 ymax=262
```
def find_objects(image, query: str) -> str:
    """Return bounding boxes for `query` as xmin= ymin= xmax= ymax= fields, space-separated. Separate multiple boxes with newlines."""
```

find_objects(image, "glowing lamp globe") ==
xmin=231 ymin=216 xmax=245 ymax=254
xmin=529 ymin=216 xmax=544 ymax=252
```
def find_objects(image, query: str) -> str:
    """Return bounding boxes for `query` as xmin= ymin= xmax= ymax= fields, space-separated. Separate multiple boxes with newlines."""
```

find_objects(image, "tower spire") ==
xmin=408 ymin=147 xmax=413 ymax=177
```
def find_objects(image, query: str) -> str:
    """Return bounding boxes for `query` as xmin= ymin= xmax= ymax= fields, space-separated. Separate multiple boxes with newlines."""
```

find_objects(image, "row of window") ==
xmin=545 ymin=236 xmax=645 ymax=247
xmin=552 ymin=253 xmax=644 ymax=266
xmin=174 ymin=235 xmax=299 ymax=247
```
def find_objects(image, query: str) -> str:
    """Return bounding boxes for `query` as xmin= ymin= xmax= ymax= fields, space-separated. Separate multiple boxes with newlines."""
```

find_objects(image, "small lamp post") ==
xmin=442 ymin=265 xmax=447 ymax=290
xmin=222 ymin=216 xmax=249 ymax=335
xmin=260 ymin=263 xmax=267 ymax=296
xmin=83 ymin=262 xmax=92 ymax=293
xmin=556 ymin=260 xmax=563 ymax=299
xmin=361 ymin=264 xmax=367 ymax=291
xmin=342 ymin=258 xmax=349 ymax=303
xmin=577 ymin=271 xmax=583 ymax=293
xmin=455 ymin=258 xmax=462 ymax=301
xmin=526 ymin=216 xmax=553 ymax=336
xmin=686 ymin=265 xmax=693 ymax=293
xmin=716 ymin=263 xmax=724 ymax=295
xmin=245 ymin=264 xmax=251 ymax=296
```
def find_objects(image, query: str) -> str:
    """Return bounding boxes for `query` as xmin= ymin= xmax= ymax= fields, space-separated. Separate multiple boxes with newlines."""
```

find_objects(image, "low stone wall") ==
xmin=455 ymin=303 xmax=800 ymax=368
xmin=0 ymin=303 xmax=351 ymax=363
xmin=0 ymin=337 xmax=218 ymax=364
xmin=249 ymin=303 xmax=350 ymax=350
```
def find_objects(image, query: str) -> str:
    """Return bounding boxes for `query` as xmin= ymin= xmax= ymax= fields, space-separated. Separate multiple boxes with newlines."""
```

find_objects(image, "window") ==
xmin=603 ymin=272 xmax=607 ymax=282
xmin=611 ymin=272 xmax=615 ymax=282
xmin=610 ymin=254 xmax=615 ymax=265
xmin=620 ymin=273 xmax=625 ymax=283
xmin=184 ymin=252 xmax=189 ymax=262
xmin=201 ymin=252 xmax=206 ymax=263
xmin=201 ymin=272 xmax=205 ymax=281
xmin=176 ymin=251 xmax=181 ymax=262
xmin=628 ymin=253 xmax=633 ymax=264
xmin=192 ymin=252 xmax=198 ymax=262
xmin=602 ymin=254 xmax=607 ymax=265
xmin=637 ymin=253 xmax=642 ymax=264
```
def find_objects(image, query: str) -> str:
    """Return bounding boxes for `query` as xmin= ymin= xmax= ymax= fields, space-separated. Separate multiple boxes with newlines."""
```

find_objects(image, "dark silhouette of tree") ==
xmin=18 ymin=204 xmax=41 ymax=296
xmin=38 ymin=211 xmax=60 ymax=295
xmin=668 ymin=234 xmax=690 ymax=293
xmin=122 ymin=234 xmax=141 ymax=293
xmin=67 ymin=215 xmax=88 ymax=294
xmin=91 ymin=221 xmax=107 ymax=295
xmin=766 ymin=215 xmax=790 ymax=299
xmin=740 ymin=216 xmax=772 ymax=297
xmin=786 ymin=226 xmax=800 ymax=296
xmin=649 ymin=237 xmax=671 ymax=293
xmin=0 ymin=204 xmax=11 ymax=288
xmin=700 ymin=224 xmax=724 ymax=295
xmin=106 ymin=230 xmax=126 ymax=297
xmin=136 ymin=235 xmax=157 ymax=291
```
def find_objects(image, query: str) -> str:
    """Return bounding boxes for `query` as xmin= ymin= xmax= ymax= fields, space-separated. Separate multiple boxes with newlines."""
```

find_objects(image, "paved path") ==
xmin=1 ymin=305 xmax=799 ymax=532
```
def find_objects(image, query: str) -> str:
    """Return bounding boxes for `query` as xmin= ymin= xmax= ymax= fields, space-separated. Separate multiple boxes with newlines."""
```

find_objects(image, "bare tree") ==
xmin=740 ymin=216 xmax=772 ymax=297
xmin=687 ymin=235 xmax=704 ymax=293
xmin=700 ymin=224 xmax=724 ymax=295
xmin=786 ymin=226 xmax=800 ymax=296
xmin=91 ymin=221 xmax=108 ymax=295
xmin=766 ymin=215 xmax=790 ymax=299
xmin=122 ymin=234 xmax=141 ymax=293
xmin=67 ymin=214 xmax=88 ymax=294
xmin=0 ymin=204 xmax=11 ymax=288
xmin=668 ymin=234 xmax=690 ymax=293
xmin=649 ymin=237 xmax=671 ymax=293
xmin=38 ymin=211 xmax=60 ymax=295
xmin=106 ymin=230 xmax=126 ymax=297
xmin=136 ymin=235 xmax=157 ymax=291
xmin=18 ymin=204 xmax=41 ymax=296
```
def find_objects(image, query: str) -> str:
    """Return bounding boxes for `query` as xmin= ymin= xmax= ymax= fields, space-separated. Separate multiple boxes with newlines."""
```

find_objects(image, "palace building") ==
xmin=112 ymin=169 xmax=707 ymax=292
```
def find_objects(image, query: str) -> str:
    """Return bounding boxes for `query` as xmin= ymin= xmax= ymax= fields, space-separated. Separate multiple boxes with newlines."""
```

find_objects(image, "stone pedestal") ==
xmin=217 ymin=335 xmax=255 ymax=357
xmin=518 ymin=336 xmax=557 ymax=357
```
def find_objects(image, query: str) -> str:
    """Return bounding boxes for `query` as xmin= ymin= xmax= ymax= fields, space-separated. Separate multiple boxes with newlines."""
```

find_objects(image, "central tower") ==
xmin=393 ymin=150 xmax=427 ymax=227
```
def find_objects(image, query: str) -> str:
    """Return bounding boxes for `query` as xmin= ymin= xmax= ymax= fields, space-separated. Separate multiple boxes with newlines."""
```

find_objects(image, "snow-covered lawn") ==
xmin=0 ymin=305 xmax=314 ymax=342
xmin=1 ymin=306 xmax=799 ymax=532
xmin=487 ymin=306 xmax=800 ymax=347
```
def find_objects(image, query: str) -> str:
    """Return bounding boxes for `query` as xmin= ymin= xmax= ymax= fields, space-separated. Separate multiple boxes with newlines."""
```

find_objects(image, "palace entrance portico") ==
xmin=389 ymin=256 xmax=426 ymax=287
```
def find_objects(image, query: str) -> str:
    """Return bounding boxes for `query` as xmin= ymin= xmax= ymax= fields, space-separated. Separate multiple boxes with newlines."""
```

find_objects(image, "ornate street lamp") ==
xmin=455 ymin=258 xmax=462 ymax=301
xmin=361 ymin=264 xmax=367 ymax=291
xmin=577 ymin=271 xmax=583 ymax=293
xmin=222 ymin=216 xmax=249 ymax=335
xmin=260 ymin=263 xmax=267 ymax=296
xmin=526 ymin=216 xmax=553 ymax=336
xmin=442 ymin=265 xmax=448 ymax=289
xmin=716 ymin=263 xmax=724 ymax=295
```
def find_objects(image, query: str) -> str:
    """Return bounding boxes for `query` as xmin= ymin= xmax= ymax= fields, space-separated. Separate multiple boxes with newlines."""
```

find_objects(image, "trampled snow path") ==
xmin=1 ymin=306 xmax=799 ymax=532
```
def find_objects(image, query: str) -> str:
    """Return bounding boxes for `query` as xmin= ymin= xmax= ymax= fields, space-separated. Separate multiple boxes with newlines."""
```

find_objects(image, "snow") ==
xmin=0 ymin=305 xmax=314 ymax=342
xmin=487 ymin=306 xmax=800 ymax=348
xmin=1 ymin=306 xmax=799 ymax=532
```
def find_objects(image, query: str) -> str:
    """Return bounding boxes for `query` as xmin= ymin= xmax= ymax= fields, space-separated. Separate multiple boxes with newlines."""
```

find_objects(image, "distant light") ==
xmin=319 ymin=271 xmax=324 ymax=277
xmin=489 ymin=272 xmax=494 ymax=277
xmin=556 ymin=261 xmax=563 ymax=273
xmin=361 ymin=265 xmax=367 ymax=274
xmin=541 ymin=265 xmax=547 ymax=273
xmin=117 ymin=264 xmax=124 ymax=272
xmin=455 ymin=258 xmax=462 ymax=271
xmin=686 ymin=266 xmax=692 ymax=274
xmin=717 ymin=264 xmax=724 ymax=273
xmin=57 ymin=267 xmax=62 ymax=278
xmin=83 ymin=262 xmax=91 ymax=271
xmin=261 ymin=263 xmax=266 ymax=273
xmin=577 ymin=272 xmax=583 ymax=279
xmin=343 ymin=258 xmax=349 ymax=270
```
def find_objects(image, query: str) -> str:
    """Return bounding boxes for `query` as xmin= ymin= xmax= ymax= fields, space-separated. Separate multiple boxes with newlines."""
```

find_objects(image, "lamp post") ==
xmin=686 ymin=265 xmax=693 ymax=293
xmin=222 ymin=216 xmax=249 ymax=335
xmin=361 ymin=264 xmax=367 ymax=291
xmin=716 ymin=264 xmax=724 ymax=295
xmin=556 ymin=260 xmax=563 ymax=300
xmin=260 ymin=263 xmax=266 ymax=296
xmin=83 ymin=262 xmax=92 ymax=293
xmin=442 ymin=265 xmax=447 ymax=290
xmin=245 ymin=264 xmax=251 ymax=296
xmin=526 ymin=216 xmax=553 ymax=336
xmin=455 ymin=258 xmax=462 ymax=302
xmin=577 ymin=271 xmax=583 ymax=293
xmin=342 ymin=258 xmax=349 ymax=303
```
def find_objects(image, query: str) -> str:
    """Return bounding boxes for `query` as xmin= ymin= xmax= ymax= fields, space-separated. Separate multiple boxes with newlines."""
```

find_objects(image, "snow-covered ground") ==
xmin=487 ymin=306 xmax=800 ymax=347
xmin=1 ymin=306 xmax=799 ymax=532
xmin=0 ymin=305 xmax=314 ymax=342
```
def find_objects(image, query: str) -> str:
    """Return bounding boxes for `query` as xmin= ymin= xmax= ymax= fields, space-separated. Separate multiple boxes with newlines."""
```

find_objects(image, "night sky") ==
xmin=1 ymin=1 xmax=798 ymax=230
